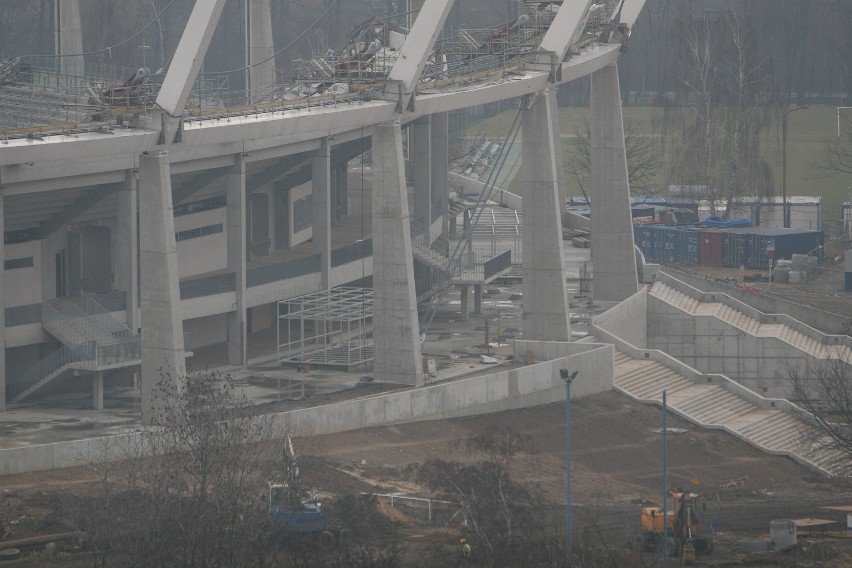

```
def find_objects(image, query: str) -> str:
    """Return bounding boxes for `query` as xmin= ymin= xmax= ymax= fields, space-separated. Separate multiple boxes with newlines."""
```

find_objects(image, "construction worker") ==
xmin=461 ymin=538 xmax=472 ymax=559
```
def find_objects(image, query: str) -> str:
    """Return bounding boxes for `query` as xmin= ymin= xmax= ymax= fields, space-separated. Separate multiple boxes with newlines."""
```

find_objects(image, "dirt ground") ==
xmin=3 ymin=391 xmax=852 ymax=566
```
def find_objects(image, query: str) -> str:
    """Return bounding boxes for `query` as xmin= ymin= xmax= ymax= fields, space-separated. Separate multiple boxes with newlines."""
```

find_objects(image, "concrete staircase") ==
xmin=650 ymin=280 xmax=852 ymax=363
xmin=612 ymin=351 xmax=850 ymax=476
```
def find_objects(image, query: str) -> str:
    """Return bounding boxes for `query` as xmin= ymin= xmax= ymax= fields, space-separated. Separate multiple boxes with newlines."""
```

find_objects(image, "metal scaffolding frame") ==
xmin=277 ymin=287 xmax=373 ymax=370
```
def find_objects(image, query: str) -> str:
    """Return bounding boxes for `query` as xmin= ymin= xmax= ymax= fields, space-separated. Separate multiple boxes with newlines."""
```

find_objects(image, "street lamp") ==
xmin=782 ymin=105 xmax=808 ymax=228
xmin=560 ymin=368 xmax=579 ymax=562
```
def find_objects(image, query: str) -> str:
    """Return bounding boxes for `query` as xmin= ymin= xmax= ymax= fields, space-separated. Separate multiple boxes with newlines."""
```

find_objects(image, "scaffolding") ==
xmin=277 ymin=287 xmax=373 ymax=370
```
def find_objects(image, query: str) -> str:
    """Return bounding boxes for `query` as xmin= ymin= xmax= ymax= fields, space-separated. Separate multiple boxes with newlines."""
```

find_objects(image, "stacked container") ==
xmin=632 ymin=224 xmax=824 ymax=269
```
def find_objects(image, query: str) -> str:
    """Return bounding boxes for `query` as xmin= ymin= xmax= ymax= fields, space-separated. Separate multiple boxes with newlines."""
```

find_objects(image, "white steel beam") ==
xmin=156 ymin=0 xmax=228 ymax=117
xmin=387 ymin=0 xmax=455 ymax=112
xmin=538 ymin=0 xmax=594 ymax=63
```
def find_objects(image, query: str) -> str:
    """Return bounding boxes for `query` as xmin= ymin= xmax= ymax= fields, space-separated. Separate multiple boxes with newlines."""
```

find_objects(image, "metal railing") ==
xmin=46 ymin=299 xmax=118 ymax=344
xmin=83 ymin=290 xmax=127 ymax=313
xmin=85 ymin=295 xmax=134 ymax=338
xmin=7 ymin=342 xmax=95 ymax=401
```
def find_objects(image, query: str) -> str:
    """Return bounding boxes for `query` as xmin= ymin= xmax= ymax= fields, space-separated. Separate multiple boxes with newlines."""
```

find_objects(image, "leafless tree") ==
xmin=788 ymin=355 xmax=852 ymax=472
xmin=75 ymin=371 xmax=285 ymax=567
xmin=565 ymin=117 xmax=662 ymax=204
xmin=668 ymin=10 xmax=776 ymax=216
xmin=416 ymin=429 xmax=563 ymax=566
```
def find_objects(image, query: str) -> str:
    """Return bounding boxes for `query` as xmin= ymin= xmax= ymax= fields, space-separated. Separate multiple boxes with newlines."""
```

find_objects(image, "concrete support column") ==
xmin=410 ymin=116 xmax=432 ymax=227
xmin=139 ymin=152 xmax=186 ymax=424
xmin=117 ymin=171 xmax=139 ymax=330
xmin=548 ymin=89 xmax=569 ymax=210
xmin=312 ymin=138 xmax=332 ymax=288
xmin=245 ymin=0 xmax=276 ymax=103
xmin=473 ymin=284 xmax=482 ymax=315
xmin=227 ymin=154 xmax=247 ymax=366
xmin=430 ymin=112 xmax=450 ymax=238
xmin=459 ymin=285 xmax=469 ymax=320
xmin=590 ymin=63 xmax=639 ymax=301
xmin=521 ymin=90 xmax=571 ymax=341
xmin=372 ymin=121 xmax=423 ymax=386
xmin=92 ymin=371 xmax=104 ymax=410
xmin=0 ymin=188 xmax=5 ymax=411
xmin=56 ymin=0 xmax=84 ymax=77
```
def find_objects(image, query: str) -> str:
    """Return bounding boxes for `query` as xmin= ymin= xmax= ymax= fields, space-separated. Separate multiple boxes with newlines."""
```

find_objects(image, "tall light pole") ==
xmin=560 ymin=369 xmax=579 ymax=562
xmin=782 ymin=105 xmax=808 ymax=228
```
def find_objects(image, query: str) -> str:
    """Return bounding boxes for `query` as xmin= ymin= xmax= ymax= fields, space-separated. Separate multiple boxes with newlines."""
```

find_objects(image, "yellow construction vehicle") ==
xmin=640 ymin=490 xmax=714 ymax=557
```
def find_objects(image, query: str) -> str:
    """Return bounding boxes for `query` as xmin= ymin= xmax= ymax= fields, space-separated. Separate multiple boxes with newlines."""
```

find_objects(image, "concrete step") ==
xmin=609 ymin=344 xmax=843 ymax=476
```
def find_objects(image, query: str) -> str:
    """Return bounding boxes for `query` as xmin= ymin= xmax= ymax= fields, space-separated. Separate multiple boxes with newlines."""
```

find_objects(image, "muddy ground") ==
xmin=3 ymin=391 xmax=852 ymax=566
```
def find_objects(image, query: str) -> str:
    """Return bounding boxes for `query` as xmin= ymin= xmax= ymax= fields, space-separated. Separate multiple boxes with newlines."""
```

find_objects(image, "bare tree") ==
xmin=416 ymin=429 xmax=566 ymax=566
xmin=565 ymin=117 xmax=662 ymax=203
xmin=76 ymin=371 xmax=284 ymax=567
xmin=668 ymin=10 xmax=776 ymax=216
xmin=817 ymin=113 xmax=852 ymax=175
xmin=788 ymin=355 xmax=852 ymax=472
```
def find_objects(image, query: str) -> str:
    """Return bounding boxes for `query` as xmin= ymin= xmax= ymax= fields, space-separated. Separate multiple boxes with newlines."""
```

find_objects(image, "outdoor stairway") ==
xmin=9 ymin=296 xmax=140 ymax=403
xmin=410 ymin=218 xmax=455 ymax=271
xmin=649 ymin=280 xmax=852 ymax=363
xmin=611 ymin=351 xmax=851 ymax=476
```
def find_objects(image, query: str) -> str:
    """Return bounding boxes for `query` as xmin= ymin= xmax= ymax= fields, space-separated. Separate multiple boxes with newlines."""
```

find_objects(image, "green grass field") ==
xmin=466 ymin=105 xmax=852 ymax=221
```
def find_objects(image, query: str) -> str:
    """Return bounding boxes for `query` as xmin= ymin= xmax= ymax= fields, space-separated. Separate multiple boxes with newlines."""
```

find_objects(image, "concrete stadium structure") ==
xmin=0 ymin=0 xmax=644 ymax=419
xmin=2 ymin=0 xmax=850 ymax=478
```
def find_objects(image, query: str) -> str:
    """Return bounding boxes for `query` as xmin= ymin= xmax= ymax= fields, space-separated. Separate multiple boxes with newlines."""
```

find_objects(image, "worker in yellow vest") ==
xmin=461 ymin=538 xmax=472 ymax=559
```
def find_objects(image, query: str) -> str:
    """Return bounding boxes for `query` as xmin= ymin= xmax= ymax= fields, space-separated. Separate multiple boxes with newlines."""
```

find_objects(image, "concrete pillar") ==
xmin=410 ymin=116 xmax=432 ymax=227
xmin=590 ymin=63 xmax=639 ymax=301
xmin=430 ymin=112 xmax=450 ymax=238
xmin=459 ymin=285 xmax=469 ymax=320
xmin=473 ymin=284 xmax=482 ymax=315
xmin=312 ymin=138 xmax=332 ymax=288
xmin=139 ymin=152 xmax=186 ymax=424
xmin=56 ymin=0 xmax=84 ymax=77
xmin=117 ymin=171 xmax=139 ymax=330
xmin=92 ymin=371 xmax=103 ymax=410
xmin=548 ymin=89 xmax=569 ymax=211
xmin=521 ymin=90 xmax=571 ymax=341
xmin=0 ymin=188 xmax=5 ymax=411
xmin=372 ymin=121 xmax=423 ymax=386
xmin=227 ymin=154 xmax=247 ymax=366
xmin=246 ymin=0 xmax=276 ymax=103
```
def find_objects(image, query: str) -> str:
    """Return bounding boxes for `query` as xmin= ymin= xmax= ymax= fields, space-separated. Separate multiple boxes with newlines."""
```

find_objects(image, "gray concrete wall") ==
xmin=0 ymin=342 xmax=612 ymax=475
xmin=661 ymin=268 xmax=851 ymax=335
xmin=647 ymin=296 xmax=808 ymax=398
xmin=594 ymin=287 xmax=648 ymax=349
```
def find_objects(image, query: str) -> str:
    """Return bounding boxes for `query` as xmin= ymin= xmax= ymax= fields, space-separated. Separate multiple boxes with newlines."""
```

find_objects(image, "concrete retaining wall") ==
xmin=593 ymin=287 xmax=648 ymax=349
xmin=646 ymin=296 xmax=807 ymax=398
xmin=0 ymin=341 xmax=612 ymax=475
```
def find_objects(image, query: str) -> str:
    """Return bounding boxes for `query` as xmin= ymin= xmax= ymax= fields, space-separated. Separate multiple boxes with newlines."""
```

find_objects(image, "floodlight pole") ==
xmin=782 ymin=105 xmax=808 ymax=229
xmin=560 ymin=369 xmax=579 ymax=563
